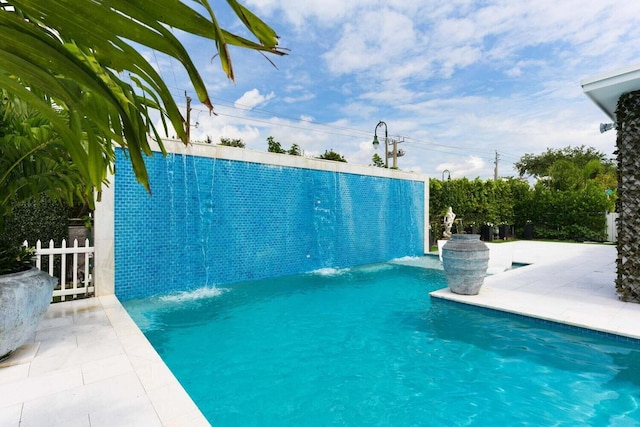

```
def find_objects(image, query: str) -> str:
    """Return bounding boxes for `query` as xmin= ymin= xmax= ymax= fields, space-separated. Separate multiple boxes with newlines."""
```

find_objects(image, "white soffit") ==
xmin=582 ymin=63 xmax=640 ymax=122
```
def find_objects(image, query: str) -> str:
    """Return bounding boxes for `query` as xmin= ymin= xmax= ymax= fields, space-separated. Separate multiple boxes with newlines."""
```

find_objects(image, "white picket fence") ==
xmin=24 ymin=239 xmax=95 ymax=302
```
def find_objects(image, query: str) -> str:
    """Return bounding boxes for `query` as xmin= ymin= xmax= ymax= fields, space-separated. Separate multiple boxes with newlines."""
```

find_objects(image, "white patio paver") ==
xmin=0 ymin=295 xmax=210 ymax=427
xmin=1 ymin=240 xmax=638 ymax=427
xmin=431 ymin=240 xmax=640 ymax=340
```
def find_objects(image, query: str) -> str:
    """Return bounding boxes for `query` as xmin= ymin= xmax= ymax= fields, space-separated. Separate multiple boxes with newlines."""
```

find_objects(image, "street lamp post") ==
xmin=372 ymin=120 xmax=388 ymax=168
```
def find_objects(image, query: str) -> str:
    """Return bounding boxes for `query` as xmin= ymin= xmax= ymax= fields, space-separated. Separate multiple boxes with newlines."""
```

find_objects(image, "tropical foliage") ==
xmin=219 ymin=137 xmax=246 ymax=148
xmin=0 ymin=93 xmax=86 ymax=226
xmin=516 ymin=145 xmax=616 ymax=195
xmin=430 ymin=163 xmax=611 ymax=243
xmin=430 ymin=178 xmax=527 ymax=238
xmin=520 ymin=181 xmax=609 ymax=241
xmin=267 ymin=136 xmax=287 ymax=154
xmin=0 ymin=1 xmax=284 ymax=272
xmin=371 ymin=153 xmax=384 ymax=167
xmin=1 ymin=195 xmax=69 ymax=249
xmin=318 ymin=149 xmax=347 ymax=162
xmin=287 ymin=143 xmax=302 ymax=156
xmin=266 ymin=136 xmax=303 ymax=156
xmin=0 ymin=1 xmax=285 ymax=195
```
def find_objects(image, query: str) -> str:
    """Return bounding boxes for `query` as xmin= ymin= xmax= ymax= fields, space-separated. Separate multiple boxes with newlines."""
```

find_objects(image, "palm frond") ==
xmin=0 ymin=0 xmax=284 ymax=195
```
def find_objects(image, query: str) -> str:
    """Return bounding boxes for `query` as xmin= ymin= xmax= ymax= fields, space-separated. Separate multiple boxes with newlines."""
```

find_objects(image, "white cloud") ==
xmin=322 ymin=9 xmax=419 ymax=75
xmin=234 ymin=89 xmax=275 ymax=110
xmin=162 ymin=0 xmax=635 ymax=180
xmin=283 ymin=92 xmax=316 ymax=103
xmin=244 ymin=0 xmax=364 ymax=28
xmin=437 ymin=156 xmax=487 ymax=179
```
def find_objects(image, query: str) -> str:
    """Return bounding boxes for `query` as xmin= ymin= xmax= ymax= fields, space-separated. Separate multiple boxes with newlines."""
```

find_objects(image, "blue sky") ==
xmin=151 ymin=0 xmax=640 ymax=179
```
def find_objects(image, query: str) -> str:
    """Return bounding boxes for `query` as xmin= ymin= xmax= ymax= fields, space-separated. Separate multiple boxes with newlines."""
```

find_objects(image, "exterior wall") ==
xmin=99 ymin=140 xmax=429 ymax=300
xmin=94 ymin=181 xmax=115 ymax=296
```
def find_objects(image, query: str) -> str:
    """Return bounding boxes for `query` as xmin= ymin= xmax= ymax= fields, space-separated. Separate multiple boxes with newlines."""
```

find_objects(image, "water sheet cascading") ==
xmin=114 ymin=148 xmax=426 ymax=300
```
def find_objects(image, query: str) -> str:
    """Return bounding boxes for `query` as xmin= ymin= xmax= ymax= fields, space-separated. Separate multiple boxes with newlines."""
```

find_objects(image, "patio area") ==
xmin=0 ymin=295 xmax=209 ymax=427
xmin=431 ymin=240 xmax=640 ymax=340
xmin=1 ymin=240 xmax=639 ymax=426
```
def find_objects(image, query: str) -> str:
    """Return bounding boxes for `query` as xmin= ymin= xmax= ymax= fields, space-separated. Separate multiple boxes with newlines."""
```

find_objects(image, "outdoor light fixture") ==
xmin=600 ymin=123 xmax=617 ymax=133
xmin=373 ymin=120 xmax=389 ymax=168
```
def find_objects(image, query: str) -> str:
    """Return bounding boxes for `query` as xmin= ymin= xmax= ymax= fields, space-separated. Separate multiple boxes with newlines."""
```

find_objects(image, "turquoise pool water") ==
xmin=124 ymin=262 xmax=640 ymax=426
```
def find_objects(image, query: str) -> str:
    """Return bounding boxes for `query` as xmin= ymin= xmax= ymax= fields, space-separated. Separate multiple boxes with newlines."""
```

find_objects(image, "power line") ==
xmin=185 ymin=102 xmax=516 ymax=159
xmin=184 ymin=93 xmax=374 ymax=138
xmin=169 ymin=89 xmax=523 ymax=162
xmin=212 ymin=110 xmax=371 ymax=141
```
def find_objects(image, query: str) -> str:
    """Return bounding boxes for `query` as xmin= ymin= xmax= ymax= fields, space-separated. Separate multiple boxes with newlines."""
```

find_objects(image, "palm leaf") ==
xmin=0 ymin=0 xmax=284 ymax=197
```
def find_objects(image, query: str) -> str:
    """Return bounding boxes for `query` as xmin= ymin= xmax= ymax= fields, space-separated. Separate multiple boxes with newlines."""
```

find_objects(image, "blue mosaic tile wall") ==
xmin=114 ymin=149 xmax=425 ymax=300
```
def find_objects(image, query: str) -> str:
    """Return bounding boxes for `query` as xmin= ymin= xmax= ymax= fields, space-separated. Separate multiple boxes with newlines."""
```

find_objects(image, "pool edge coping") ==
xmin=429 ymin=291 xmax=640 ymax=343
xmin=98 ymin=295 xmax=212 ymax=427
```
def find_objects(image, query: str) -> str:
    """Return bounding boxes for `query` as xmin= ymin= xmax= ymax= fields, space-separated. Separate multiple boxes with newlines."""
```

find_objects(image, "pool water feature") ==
xmin=114 ymin=148 xmax=426 ymax=300
xmin=124 ymin=263 xmax=640 ymax=425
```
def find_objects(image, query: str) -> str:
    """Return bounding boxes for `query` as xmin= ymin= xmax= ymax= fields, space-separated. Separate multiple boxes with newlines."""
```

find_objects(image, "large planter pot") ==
xmin=523 ymin=223 xmax=534 ymax=240
xmin=480 ymin=225 xmax=493 ymax=241
xmin=442 ymin=234 xmax=490 ymax=295
xmin=0 ymin=268 xmax=56 ymax=360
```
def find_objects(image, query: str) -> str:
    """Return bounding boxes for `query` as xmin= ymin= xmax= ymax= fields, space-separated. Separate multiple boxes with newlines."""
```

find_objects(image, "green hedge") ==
xmin=0 ymin=196 xmax=68 ymax=247
xmin=430 ymin=178 xmax=609 ymax=241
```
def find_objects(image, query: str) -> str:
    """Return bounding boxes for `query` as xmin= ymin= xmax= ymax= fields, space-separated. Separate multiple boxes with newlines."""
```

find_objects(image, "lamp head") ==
xmin=372 ymin=134 xmax=379 ymax=148
xmin=600 ymin=123 xmax=616 ymax=133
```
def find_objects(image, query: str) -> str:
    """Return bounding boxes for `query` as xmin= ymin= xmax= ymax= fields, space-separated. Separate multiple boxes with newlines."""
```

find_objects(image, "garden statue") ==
xmin=443 ymin=207 xmax=456 ymax=239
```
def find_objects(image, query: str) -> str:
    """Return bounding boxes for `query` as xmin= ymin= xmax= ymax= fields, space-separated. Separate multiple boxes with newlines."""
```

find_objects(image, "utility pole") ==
xmin=494 ymin=150 xmax=500 ymax=180
xmin=185 ymin=92 xmax=192 ymax=144
xmin=390 ymin=136 xmax=405 ymax=169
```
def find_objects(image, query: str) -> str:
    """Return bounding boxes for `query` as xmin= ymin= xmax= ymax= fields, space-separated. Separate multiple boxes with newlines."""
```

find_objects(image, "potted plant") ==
xmin=480 ymin=222 xmax=494 ymax=241
xmin=524 ymin=220 xmax=534 ymax=240
xmin=0 ymin=243 xmax=57 ymax=360
xmin=0 ymin=97 xmax=76 ymax=360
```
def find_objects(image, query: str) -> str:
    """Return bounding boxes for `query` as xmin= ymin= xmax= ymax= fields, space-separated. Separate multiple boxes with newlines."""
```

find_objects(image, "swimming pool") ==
xmin=124 ymin=261 xmax=640 ymax=425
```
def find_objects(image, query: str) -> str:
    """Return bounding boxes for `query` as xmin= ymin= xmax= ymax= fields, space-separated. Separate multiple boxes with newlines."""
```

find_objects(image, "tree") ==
xmin=515 ymin=146 xmax=614 ymax=179
xmin=267 ymin=136 xmax=286 ymax=154
xmin=318 ymin=150 xmax=347 ymax=162
xmin=0 ymin=2 xmax=285 ymax=195
xmin=371 ymin=153 xmax=384 ymax=167
xmin=219 ymin=137 xmax=245 ymax=148
xmin=288 ymin=143 xmax=302 ymax=156
xmin=515 ymin=145 xmax=616 ymax=212
xmin=547 ymin=159 xmax=583 ymax=191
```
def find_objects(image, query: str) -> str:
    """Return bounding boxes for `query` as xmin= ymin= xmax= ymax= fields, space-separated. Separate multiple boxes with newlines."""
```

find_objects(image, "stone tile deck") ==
xmin=431 ymin=240 xmax=640 ymax=339
xmin=0 ymin=296 xmax=210 ymax=427
xmin=1 ymin=240 xmax=638 ymax=426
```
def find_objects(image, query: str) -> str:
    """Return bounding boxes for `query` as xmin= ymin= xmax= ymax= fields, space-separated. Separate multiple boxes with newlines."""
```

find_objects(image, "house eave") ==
xmin=582 ymin=63 xmax=640 ymax=122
